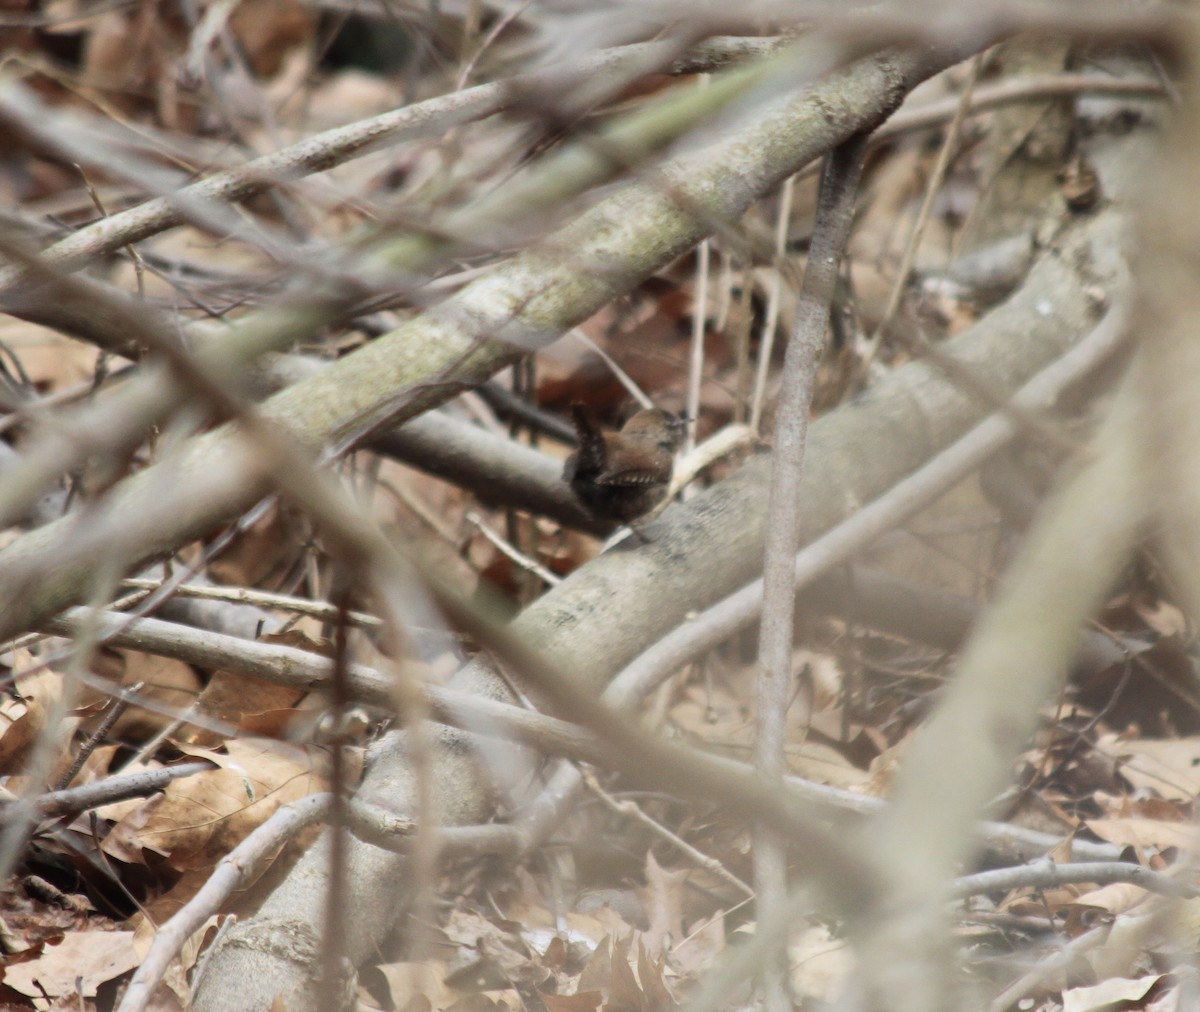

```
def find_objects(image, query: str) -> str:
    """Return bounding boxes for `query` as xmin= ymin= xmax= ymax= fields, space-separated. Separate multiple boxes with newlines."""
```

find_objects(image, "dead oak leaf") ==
xmin=104 ymin=738 xmax=325 ymax=870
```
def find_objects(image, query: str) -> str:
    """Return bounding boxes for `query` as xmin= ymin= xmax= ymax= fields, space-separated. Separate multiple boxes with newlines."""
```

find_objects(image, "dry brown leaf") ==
xmin=670 ymin=911 xmax=725 ymax=979
xmin=0 ymin=319 xmax=101 ymax=391
xmin=2 ymin=930 xmax=138 ymax=1001
xmin=1061 ymin=974 xmax=1162 ymax=1012
xmin=106 ymin=738 xmax=325 ymax=870
xmin=541 ymin=991 xmax=604 ymax=1011
xmin=1096 ymin=733 xmax=1200 ymax=800
xmin=635 ymin=851 xmax=687 ymax=956
xmin=577 ymin=936 xmax=614 ymax=997
xmin=1165 ymin=898 xmax=1200 ymax=950
xmin=1060 ymin=903 xmax=1115 ymax=939
xmin=790 ymin=923 xmax=852 ymax=1004
xmin=228 ymin=0 xmax=314 ymax=78
xmin=999 ymin=878 xmax=1102 ymax=922
xmin=668 ymin=683 xmax=868 ymax=788
xmin=238 ymin=706 xmax=328 ymax=743
xmin=1084 ymin=817 xmax=1200 ymax=852
xmin=82 ymin=649 xmax=201 ymax=743
xmin=799 ymin=651 xmax=849 ymax=718
xmin=130 ymin=868 xmax=217 ymax=956
xmin=185 ymin=664 xmax=307 ymax=748
xmin=0 ymin=670 xmax=78 ymax=782
xmin=1073 ymin=881 xmax=1155 ymax=917
xmin=787 ymin=741 xmax=872 ymax=790
xmin=607 ymin=933 xmax=646 ymax=1012
xmin=1099 ymin=793 xmax=1192 ymax=823
xmin=376 ymin=960 xmax=456 ymax=1011
xmin=669 ymin=682 xmax=749 ymax=746
xmin=0 ymin=688 xmax=53 ymax=774
xmin=80 ymin=4 xmax=188 ymax=123
xmin=564 ymin=911 xmax=625 ymax=949
xmin=445 ymin=995 xmax=512 ymax=1012
xmin=635 ymin=938 xmax=678 ymax=1011
xmin=281 ymin=68 xmax=398 ymax=127
xmin=102 ymin=791 xmax=168 ymax=863
xmin=1133 ymin=597 xmax=1189 ymax=638
xmin=206 ymin=500 xmax=311 ymax=589
xmin=55 ymin=742 xmax=122 ymax=797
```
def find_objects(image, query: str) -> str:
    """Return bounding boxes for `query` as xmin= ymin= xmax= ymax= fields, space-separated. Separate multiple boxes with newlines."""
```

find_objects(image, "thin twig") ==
xmin=0 ymin=761 xmax=210 ymax=826
xmin=55 ymin=681 xmax=143 ymax=791
xmin=874 ymin=53 xmax=984 ymax=341
xmin=568 ymin=329 xmax=653 ymax=408
xmin=749 ymin=175 xmax=796 ymax=434
xmin=686 ymin=72 xmax=714 ymax=455
xmin=465 ymin=510 xmax=562 ymax=587
xmin=687 ymin=234 xmax=711 ymax=455
xmin=950 ymin=858 xmax=1200 ymax=902
xmin=880 ymin=71 xmax=1165 ymax=141
xmin=316 ymin=588 xmax=353 ymax=1011
xmin=754 ymin=134 xmax=869 ymax=1011
xmin=119 ymin=578 xmax=385 ymax=628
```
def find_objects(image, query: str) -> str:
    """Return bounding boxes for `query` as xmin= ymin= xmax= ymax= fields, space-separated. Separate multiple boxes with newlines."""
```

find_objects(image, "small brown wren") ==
xmin=563 ymin=403 xmax=687 ymax=537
